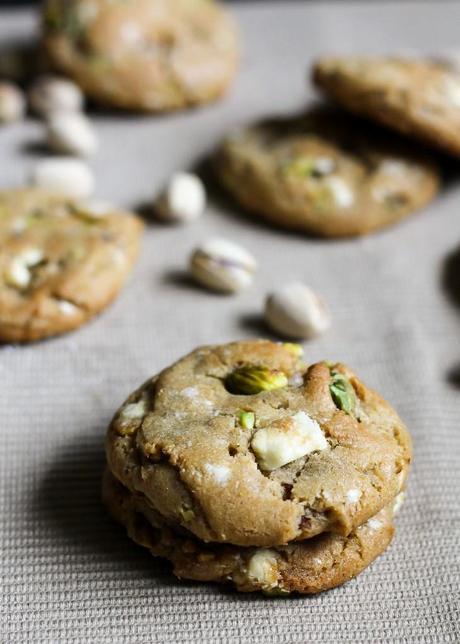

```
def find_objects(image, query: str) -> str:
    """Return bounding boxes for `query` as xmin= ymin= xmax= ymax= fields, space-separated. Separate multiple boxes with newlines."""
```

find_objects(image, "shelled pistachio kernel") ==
xmin=5 ymin=248 xmax=44 ymax=289
xmin=28 ymin=75 xmax=84 ymax=117
xmin=155 ymin=172 xmax=206 ymax=223
xmin=250 ymin=410 xmax=328 ymax=471
xmin=31 ymin=158 xmax=94 ymax=199
xmin=329 ymin=369 xmax=356 ymax=414
xmin=238 ymin=410 xmax=255 ymax=430
xmin=225 ymin=365 xmax=288 ymax=395
xmin=265 ymin=283 xmax=331 ymax=340
xmin=190 ymin=238 xmax=257 ymax=294
xmin=46 ymin=111 xmax=98 ymax=157
xmin=0 ymin=81 xmax=25 ymax=124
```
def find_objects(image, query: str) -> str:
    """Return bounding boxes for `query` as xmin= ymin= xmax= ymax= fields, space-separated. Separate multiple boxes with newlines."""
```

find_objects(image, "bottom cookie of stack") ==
xmin=103 ymin=469 xmax=396 ymax=596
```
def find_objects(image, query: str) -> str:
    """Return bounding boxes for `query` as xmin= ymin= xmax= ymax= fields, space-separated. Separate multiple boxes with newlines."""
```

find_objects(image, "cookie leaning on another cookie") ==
xmin=0 ymin=188 xmax=143 ymax=342
xmin=313 ymin=56 xmax=460 ymax=157
xmin=41 ymin=0 xmax=239 ymax=112
xmin=103 ymin=468 xmax=396 ymax=595
xmin=105 ymin=340 xmax=411 ymax=548
xmin=215 ymin=108 xmax=439 ymax=237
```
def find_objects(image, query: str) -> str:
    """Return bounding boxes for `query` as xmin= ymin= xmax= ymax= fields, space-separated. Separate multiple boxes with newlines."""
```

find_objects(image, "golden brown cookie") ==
xmin=103 ymin=468 xmax=395 ymax=595
xmin=105 ymin=340 xmax=411 ymax=547
xmin=0 ymin=188 xmax=143 ymax=342
xmin=215 ymin=108 xmax=440 ymax=237
xmin=313 ymin=56 xmax=460 ymax=156
xmin=41 ymin=0 xmax=239 ymax=112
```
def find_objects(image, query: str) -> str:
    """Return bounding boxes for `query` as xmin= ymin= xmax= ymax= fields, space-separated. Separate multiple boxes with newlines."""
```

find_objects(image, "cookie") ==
xmin=105 ymin=340 xmax=411 ymax=547
xmin=215 ymin=109 xmax=439 ymax=237
xmin=313 ymin=56 xmax=460 ymax=156
xmin=0 ymin=188 xmax=143 ymax=342
xmin=41 ymin=0 xmax=239 ymax=112
xmin=103 ymin=469 xmax=395 ymax=595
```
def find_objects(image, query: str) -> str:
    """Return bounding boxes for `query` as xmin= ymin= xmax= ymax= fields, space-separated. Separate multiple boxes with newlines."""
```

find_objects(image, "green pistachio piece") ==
xmin=283 ymin=343 xmax=304 ymax=358
xmin=262 ymin=587 xmax=291 ymax=598
xmin=238 ymin=410 xmax=255 ymax=430
xmin=282 ymin=157 xmax=316 ymax=178
xmin=225 ymin=365 xmax=288 ymax=395
xmin=179 ymin=508 xmax=195 ymax=523
xmin=329 ymin=370 xmax=356 ymax=414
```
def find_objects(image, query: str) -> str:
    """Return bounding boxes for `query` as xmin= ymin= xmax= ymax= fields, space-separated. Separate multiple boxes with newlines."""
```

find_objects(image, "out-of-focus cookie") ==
xmin=215 ymin=109 xmax=440 ymax=237
xmin=105 ymin=339 xmax=411 ymax=547
xmin=0 ymin=188 xmax=143 ymax=342
xmin=313 ymin=56 xmax=460 ymax=156
xmin=41 ymin=0 xmax=239 ymax=112
xmin=103 ymin=468 xmax=396 ymax=595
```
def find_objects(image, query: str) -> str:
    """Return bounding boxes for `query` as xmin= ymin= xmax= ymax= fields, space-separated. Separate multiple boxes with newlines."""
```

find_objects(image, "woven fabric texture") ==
xmin=1 ymin=2 xmax=459 ymax=642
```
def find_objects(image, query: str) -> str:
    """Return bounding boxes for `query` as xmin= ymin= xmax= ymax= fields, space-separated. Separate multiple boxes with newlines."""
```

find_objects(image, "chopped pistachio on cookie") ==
xmin=329 ymin=370 xmax=356 ymax=414
xmin=225 ymin=365 xmax=288 ymax=395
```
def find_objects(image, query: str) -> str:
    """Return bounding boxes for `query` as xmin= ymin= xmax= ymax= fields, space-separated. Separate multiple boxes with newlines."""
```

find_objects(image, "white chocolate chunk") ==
xmin=251 ymin=411 xmax=328 ymax=471
xmin=314 ymin=156 xmax=335 ymax=175
xmin=120 ymin=400 xmax=146 ymax=421
xmin=246 ymin=550 xmax=279 ymax=588
xmin=204 ymin=463 xmax=231 ymax=485
xmin=5 ymin=248 xmax=44 ymax=288
xmin=366 ymin=517 xmax=382 ymax=531
xmin=379 ymin=159 xmax=408 ymax=177
xmin=324 ymin=176 xmax=354 ymax=208
xmin=346 ymin=488 xmax=362 ymax=504
xmin=57 ymin=300 xmax=79 ymax=316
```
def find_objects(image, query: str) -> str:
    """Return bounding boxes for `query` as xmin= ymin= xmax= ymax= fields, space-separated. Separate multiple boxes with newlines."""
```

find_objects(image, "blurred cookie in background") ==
xmin=215 ymin=108 xmax=440 ymax=238
xmin=0 ymin=188 xmax=143 ymax=342
xmin=313 ymin=56 xmax=460 ymax=157
xmin=41 ymin=0 xmax=239 ymax=112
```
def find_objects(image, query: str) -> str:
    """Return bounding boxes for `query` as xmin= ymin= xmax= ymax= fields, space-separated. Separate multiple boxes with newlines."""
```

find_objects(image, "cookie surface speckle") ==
xmin=0 ymin=188 xmax=143 ymax=342
xmin=215 ymin=109 xmax=439 ymax=237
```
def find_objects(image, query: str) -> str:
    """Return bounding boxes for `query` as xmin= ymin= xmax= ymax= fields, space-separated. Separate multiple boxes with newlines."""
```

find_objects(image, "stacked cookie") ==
xmin=215 ymin=55 xmax=460 ymax=238
xmin=104 ymin=340 xmax=411 ymax=595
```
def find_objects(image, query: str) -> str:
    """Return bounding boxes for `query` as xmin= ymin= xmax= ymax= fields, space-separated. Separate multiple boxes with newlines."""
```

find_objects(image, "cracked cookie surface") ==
xmin=103 ymin=468 xmax=395 ymax=595
xmin=42 ymin=0 xmax=239 ymax=112
xmin=105 ymin=340 xmax=411 ymax=547
xmin=313 ymin=56 xmax=460 ymax=156
xmin=215 ymin=108 xmax=439 ymax=237
xmin=0 ymin=188 xmax=143 ymax=342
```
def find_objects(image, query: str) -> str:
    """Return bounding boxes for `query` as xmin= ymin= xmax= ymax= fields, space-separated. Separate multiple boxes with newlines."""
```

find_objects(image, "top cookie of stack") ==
xmin=104 ymin=340 xmax=411 ymax=594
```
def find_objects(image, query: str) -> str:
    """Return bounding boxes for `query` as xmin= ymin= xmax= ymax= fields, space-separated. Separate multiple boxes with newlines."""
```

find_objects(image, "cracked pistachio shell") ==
xmin=190 ymin=238 xmax=257 ymax=294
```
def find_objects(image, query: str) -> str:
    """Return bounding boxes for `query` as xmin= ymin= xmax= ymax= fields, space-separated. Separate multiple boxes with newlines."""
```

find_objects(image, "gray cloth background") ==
xmin=1 ymin=2 xmax=459 ymax=642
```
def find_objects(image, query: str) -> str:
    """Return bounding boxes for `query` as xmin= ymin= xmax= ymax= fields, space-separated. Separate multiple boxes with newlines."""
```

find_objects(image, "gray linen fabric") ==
xmin=1 ymin=2 xmax=459 ymax=642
